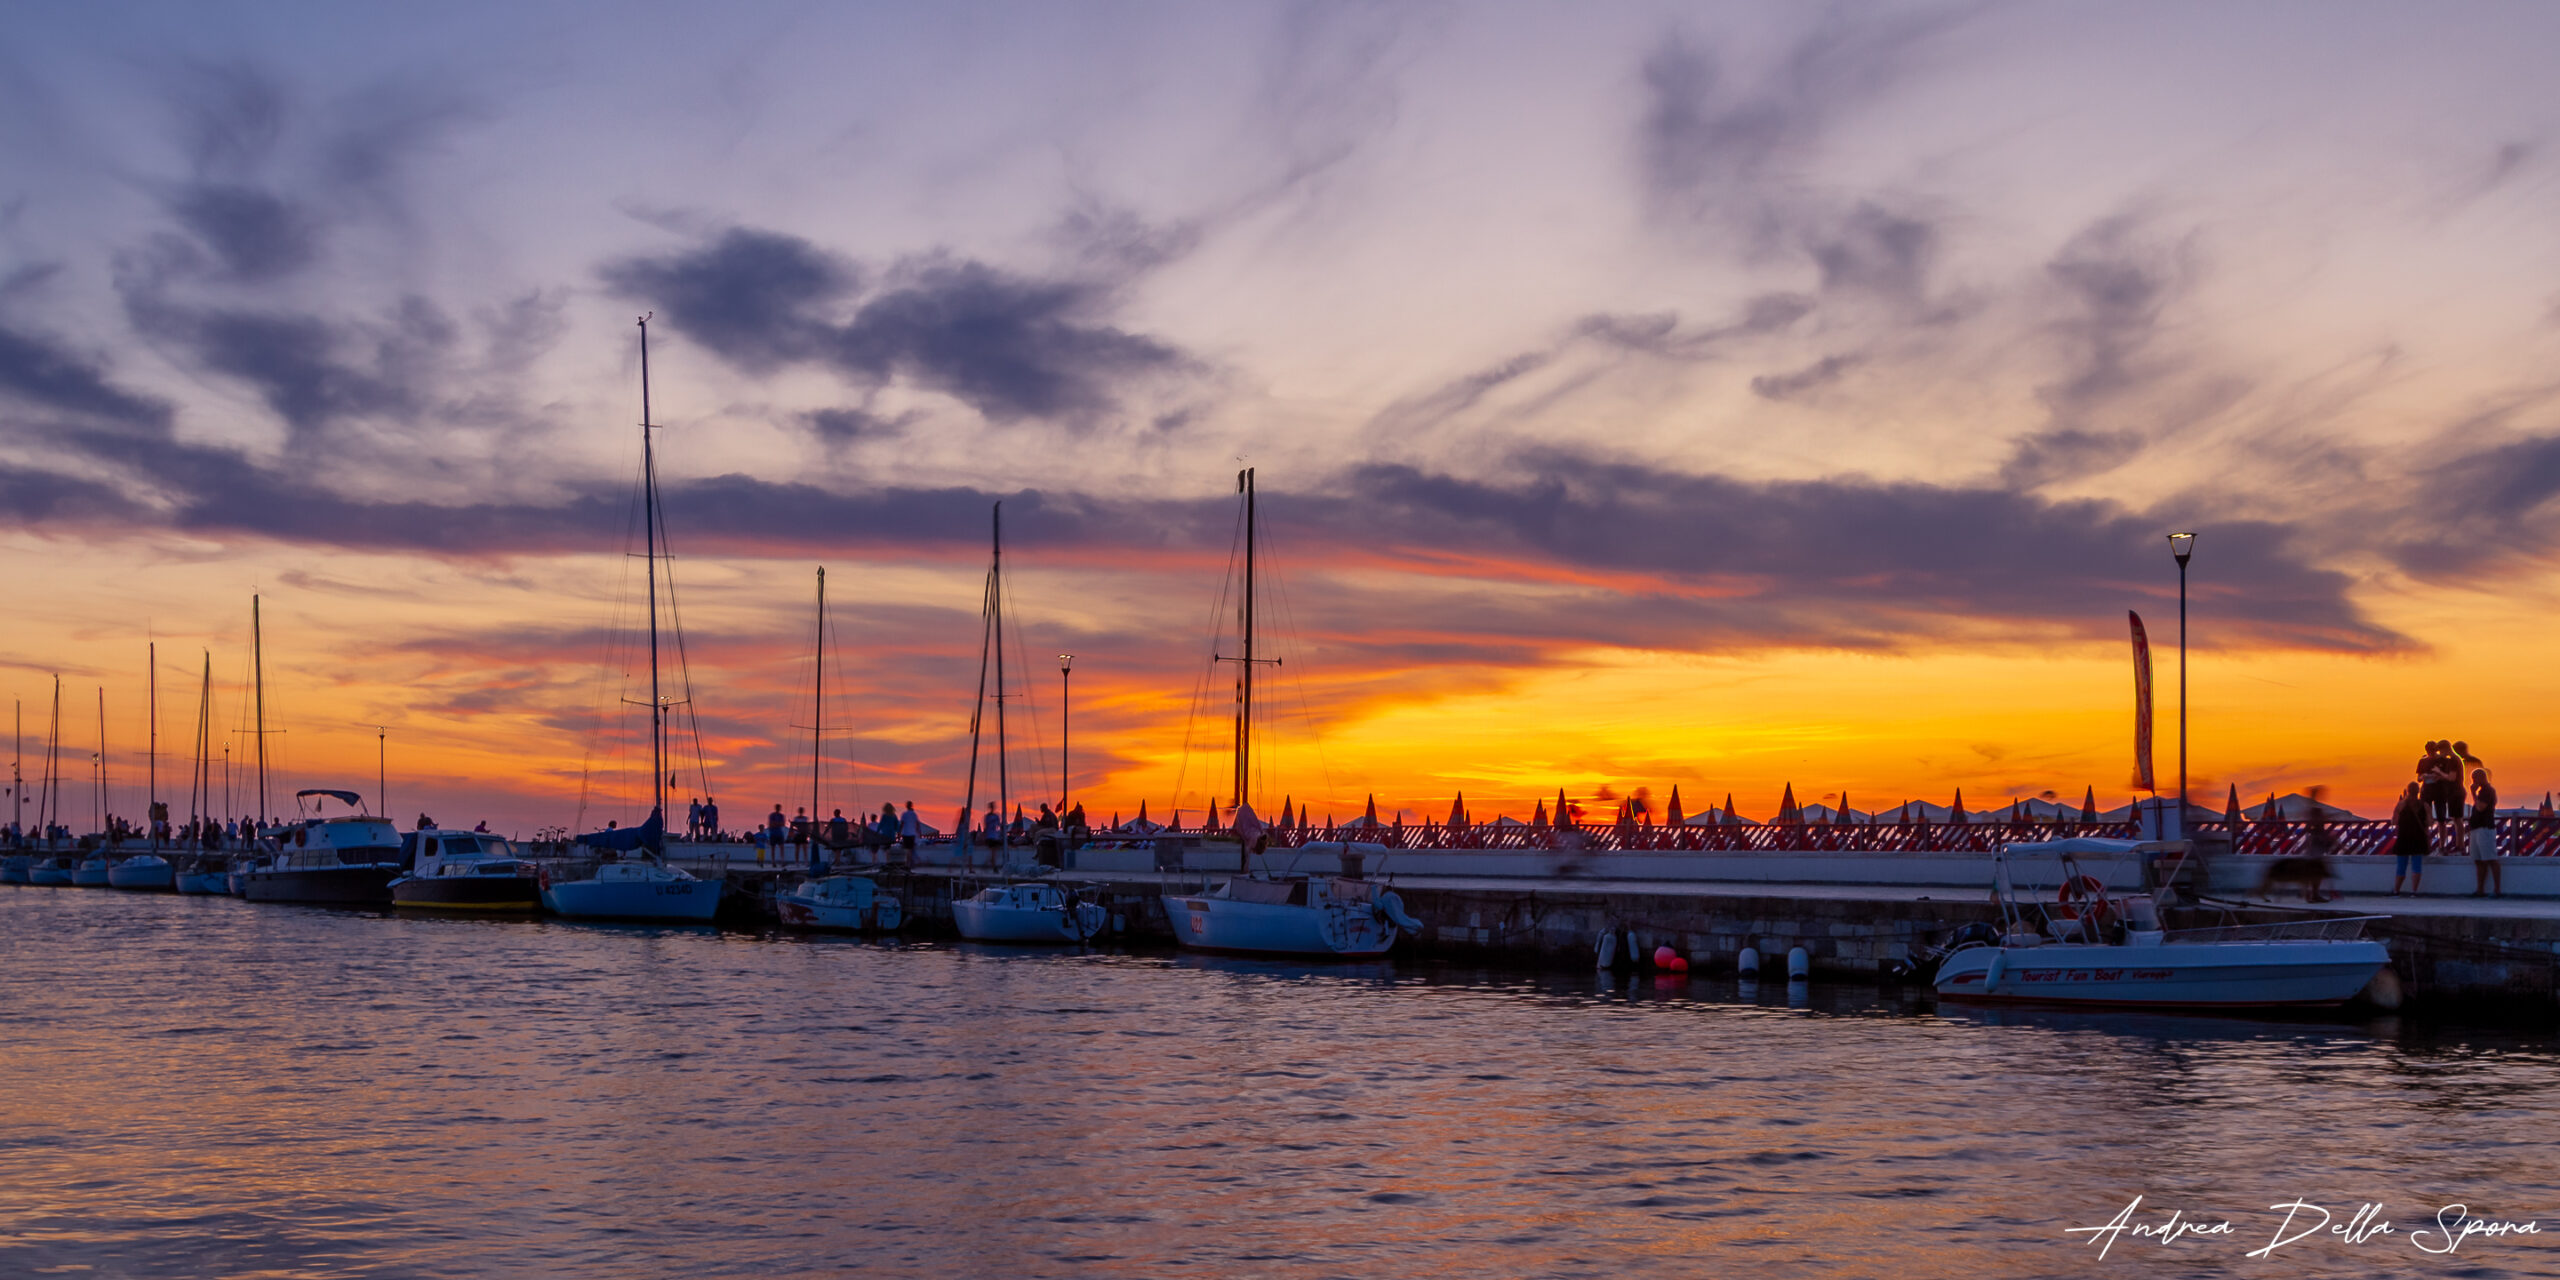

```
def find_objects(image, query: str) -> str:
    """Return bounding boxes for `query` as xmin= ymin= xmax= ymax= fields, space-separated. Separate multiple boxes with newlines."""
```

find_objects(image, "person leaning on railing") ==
xmin=2470 ymin=769 xmax=2504 ymax=898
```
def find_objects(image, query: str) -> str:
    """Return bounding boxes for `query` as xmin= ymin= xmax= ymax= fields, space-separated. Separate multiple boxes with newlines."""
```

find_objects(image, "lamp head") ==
xmin=2167 ymin=531 xmax=2195 ymax=566
xmin=1059 ymin=653 xmax=1074 ymax=674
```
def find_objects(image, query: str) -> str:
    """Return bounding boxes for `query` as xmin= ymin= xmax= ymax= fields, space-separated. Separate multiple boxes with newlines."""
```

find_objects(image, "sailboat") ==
xmin=109 ymin=643 xmax=176 ymax=890
xmin=173 ymin=652 xmax=233 ymax=894
xmin=2 ymin=699 xmax=29 ymax=884
xmin=1160 ymin=470 xmax=1421 ymax=958
xmin=26 ymin=678 xmax=74 ymax=886
xmin=940 ymin=505 xmax=1101 ymax=942
xmin=775 ymin=565 xmax=903 ymax=934
xmin=71 ymin=687 xmax=115 ymax=886
xmin=543 ymin=314 xmax=722 ymax=923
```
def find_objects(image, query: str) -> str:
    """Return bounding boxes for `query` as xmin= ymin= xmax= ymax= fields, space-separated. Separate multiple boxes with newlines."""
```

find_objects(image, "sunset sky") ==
xmin=4 ymin=2 xmax=2559 ymax=834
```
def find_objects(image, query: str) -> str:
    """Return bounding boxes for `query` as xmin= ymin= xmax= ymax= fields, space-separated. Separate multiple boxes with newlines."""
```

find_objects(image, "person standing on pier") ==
xmin=703 ymin=797 xmax=721 ymax=842
xmin=2391 ymin=781 xmax=2428 ymax=896
xmin=2470 ymin=768 xmax=2503 ymax=898
xmin=765 ymin=804 xmax=786 ymax=864
xmin=899 ymin=801 xmax=920 ymax=854
xmin=687 ymin=797 xmax=704 ymax=841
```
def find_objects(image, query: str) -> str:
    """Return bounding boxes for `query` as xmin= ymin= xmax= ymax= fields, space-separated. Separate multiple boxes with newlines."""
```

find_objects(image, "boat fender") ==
xmin=1111 ymin=912 xmax=1126 ymax=934
xmin=1625 ymin=929 xmax=1642 ymax=969
xmin=1653 ymin=945 xmax=1682 ymax=971
xmin=1787 ymin=947 xmax=1810 ymax=981
xmin=1375 ymin=891 xmax=1422 ymax=932
xmin=1596 ymin=930 xmax=1618 ymax=970
xmin=1984 ymin=951 xmax=2007 ymax=993
xmin=1737 ymin=946 xmax=1761 ymax=977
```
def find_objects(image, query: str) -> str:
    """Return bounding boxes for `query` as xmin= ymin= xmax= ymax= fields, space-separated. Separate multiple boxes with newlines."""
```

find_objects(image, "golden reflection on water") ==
xmin=1 ymin=890 xmax=2557 ymax=1278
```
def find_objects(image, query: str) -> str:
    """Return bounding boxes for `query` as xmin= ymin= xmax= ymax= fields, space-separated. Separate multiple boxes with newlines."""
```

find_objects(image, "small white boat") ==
xmin=0 ymin=854 xmax=30 ymax=885
xmin=174 ymin=856 xmax=232 ymax=895
xmin=542 ymin=856 xmax=722 ymax=922
xmin=107 ymin=853 xmax=176 ymax=890
xmin=1164 ymin=868 xmax=1421 ymax=958
xmin=1933 ymin=838 xmax=2390 ymax=1009
xmin=953 ymin=881 xmax=1104 ymax=943
xmin=775 ymin=875 xmax=902 ymax=933
xmin=71 ymin=854 xmax=112 ymax=887
xmin=27 ymin=854 xmax=74 ymax=886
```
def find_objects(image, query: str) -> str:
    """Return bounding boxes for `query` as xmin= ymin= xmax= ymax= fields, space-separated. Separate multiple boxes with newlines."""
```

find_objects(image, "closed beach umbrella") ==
xmin=1948 ymin=788 xmax=1967 ymax=824
xmin=1777 ymin=782 xmax=1799 ymax=823
xmin=2079 ymin=785 xmax=2098 ymax=823
xmin=1364 ymin=794 xmax=1379 ymax=826
xmin=1448 ymin=792 xmax=1466 ymax=827
xmin=2225 ymin=785 xmax=2243 ymax=829
xmin=1666 ymin=787 xmax=1685 ymax=825
xmin=1532 ymin=799 xmax=1548 ymax=827
xmin=1723 ymin=792 xmax=1738 ymax=825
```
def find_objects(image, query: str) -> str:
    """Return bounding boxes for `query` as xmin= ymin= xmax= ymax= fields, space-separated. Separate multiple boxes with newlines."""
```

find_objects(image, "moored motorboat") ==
xmin=391 ymin=828 xmax=541 ymax=912
xmin=240 ymin=793 xmax=405 ymax=906
xmin=107 ymin=853 xmax=175 ymax=890
xmin=28 ymin=853 xmax=75 ymax=886
xmin=1931 ymin=838 xmax=2390 ymax=1008
xmin=0 ymin=854 xmax=30 ymax=885
xmin=71 ymin=854 xmax=112 ymax=887
xmin=953 ymin=880 xmax=1105 ymax=943
xmin=775 ymin=874 xmax=903 ymax=933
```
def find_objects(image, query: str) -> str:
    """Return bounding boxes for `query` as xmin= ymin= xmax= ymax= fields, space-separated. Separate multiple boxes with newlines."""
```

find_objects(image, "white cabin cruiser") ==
xmin=775 ymin=875 xmax=902 ymax=933
xmin=1932 ymin=838 xmax=2390 ymax=1008
xmin=953 ymin=880 xmax=1104 ymax=943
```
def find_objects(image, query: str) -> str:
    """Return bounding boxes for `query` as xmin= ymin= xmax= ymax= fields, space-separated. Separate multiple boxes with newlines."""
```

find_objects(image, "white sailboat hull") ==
xmin=774 ymin=876 xmax=902 ymax=932
xmin=1162 ymin=892 xmax=1400 ymax=958
xmin=107 ymin=856 xmax=175 ymax=890
xmin=954 ymin=897 xmax=1105 ymax=943
xmin=542 ymin=864 xmax=721 ymax=921
xmin=174 ymin=870 xmax=230 ymax=895
xmin=1935 ymin=938 xmax=2390 ymax=1007
xmin=71 ymin=859 xmax=112 ymax=887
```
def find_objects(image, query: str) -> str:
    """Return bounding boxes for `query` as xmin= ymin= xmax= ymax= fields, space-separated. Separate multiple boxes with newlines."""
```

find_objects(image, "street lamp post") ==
xmin=2168 ymin=532 xmax=2196 ymax=834
xmin=1058 ymin=655 xmax=1074 ymax=812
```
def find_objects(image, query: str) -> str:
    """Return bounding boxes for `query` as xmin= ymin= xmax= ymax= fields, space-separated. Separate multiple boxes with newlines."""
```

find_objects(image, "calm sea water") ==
xmin=2 ymin=889 xmax=2557 ymax=1278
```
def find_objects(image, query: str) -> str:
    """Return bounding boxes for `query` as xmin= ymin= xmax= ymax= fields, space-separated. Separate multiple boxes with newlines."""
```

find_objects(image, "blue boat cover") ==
xmin=576 ymin=808 xmax=664 ymax=852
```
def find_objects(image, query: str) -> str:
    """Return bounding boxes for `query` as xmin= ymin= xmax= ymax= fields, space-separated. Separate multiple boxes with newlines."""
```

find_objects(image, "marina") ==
xmin=4 ymin=883 xmax=2558 ymax=1278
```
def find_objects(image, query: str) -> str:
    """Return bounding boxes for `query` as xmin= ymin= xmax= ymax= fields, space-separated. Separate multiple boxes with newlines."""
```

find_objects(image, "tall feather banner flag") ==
xmin=2128 ymin=610 xmax=2157 ymax=793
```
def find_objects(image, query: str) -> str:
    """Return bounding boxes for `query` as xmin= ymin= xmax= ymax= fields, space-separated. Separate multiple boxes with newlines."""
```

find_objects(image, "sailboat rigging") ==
xmin=543 ymin=313 xmax=721 ymax=922
xmin=1160 ymin=469 xmax=1420 ymax=958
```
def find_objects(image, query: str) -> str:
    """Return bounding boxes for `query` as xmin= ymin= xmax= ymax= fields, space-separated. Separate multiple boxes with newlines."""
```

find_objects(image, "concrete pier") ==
xmin=673 ymin=844 xmax=2560 ymax=1016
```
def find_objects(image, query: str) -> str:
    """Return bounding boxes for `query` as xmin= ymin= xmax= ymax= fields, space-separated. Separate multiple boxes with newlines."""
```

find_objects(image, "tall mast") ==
xmin=960 ymin=507 xmax=995 ymax=844
xmin=148 ymin=642 xmax=158 ymax=848
xmin=639 ymin=314 xmax=666 ymax=836
xmin=11 ymin=698 xmax=19 ymax=837
xmin=1237 ymin=468 xmax=1255 ymax=811
xmin=96 ymin=686 xmax=106 ymax=836
xmin=193 ymin=653 xmax=212 ymax=838
xmin=253 ymin=594 xmax=268 ymax=823
xmin=810 ymin=566 xmax=825 ymax=829
xmin=46 ymin=677 xmax=61 ymax=840
xmin=992 ymin=503 xmax=1008 ymax=829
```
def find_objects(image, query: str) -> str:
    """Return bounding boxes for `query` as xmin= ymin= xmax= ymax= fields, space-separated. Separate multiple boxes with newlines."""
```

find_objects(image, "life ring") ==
xmin=2055 ymin=874 xmax=2113 ymax=925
